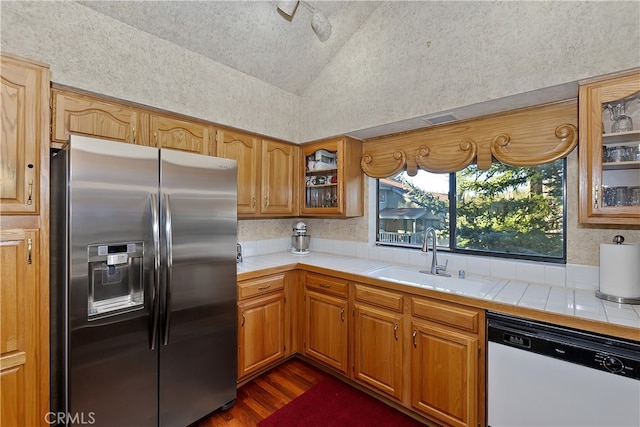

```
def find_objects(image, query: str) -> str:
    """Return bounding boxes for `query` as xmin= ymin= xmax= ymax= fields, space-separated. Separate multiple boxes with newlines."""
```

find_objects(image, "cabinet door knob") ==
xmin=394 ymin=323 xmax=399 ymax=341
xmin=251 ymin=197 xmax=256 ymax=208
xmin=132 ymin=127 xmax=136 ymax=144
xmin=257 ymin=285 xmax=271 ymax=291
xmin=412 ymin=329 xmax=417 ymax=348
xmin=340 ymin=307 xmax=345 ymax=322
xmin=593 ymin=185 xmax=599 ymax=210
xmin=241 ymin=312 xmax=245 ymax=327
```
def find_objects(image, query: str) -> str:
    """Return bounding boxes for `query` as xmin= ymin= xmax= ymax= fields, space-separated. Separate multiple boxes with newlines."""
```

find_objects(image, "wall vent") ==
xmin=421 ymin=114 xmax=458 ymax=126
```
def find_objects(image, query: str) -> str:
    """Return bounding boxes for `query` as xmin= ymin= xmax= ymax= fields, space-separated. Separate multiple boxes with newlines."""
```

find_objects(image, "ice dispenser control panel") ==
xmin=88 ymin=242 xmax=144 ymax=319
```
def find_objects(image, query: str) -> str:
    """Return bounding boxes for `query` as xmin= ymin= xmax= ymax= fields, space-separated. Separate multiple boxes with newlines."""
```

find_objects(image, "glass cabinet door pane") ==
xmin=305 ymin=149 xmax=338 ymax=209
xmin=600 ymin=92 xmax=640 ymax=208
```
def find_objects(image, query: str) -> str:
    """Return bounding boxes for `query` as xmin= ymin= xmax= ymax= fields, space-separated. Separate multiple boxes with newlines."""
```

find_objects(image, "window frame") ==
xmin=375 ymin=159 xmax=568 ymax=264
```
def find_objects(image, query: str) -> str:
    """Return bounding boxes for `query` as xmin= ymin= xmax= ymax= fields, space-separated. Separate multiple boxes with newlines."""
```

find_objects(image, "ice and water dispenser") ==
xmin=87 ymin=242 xmax=144 ymax=319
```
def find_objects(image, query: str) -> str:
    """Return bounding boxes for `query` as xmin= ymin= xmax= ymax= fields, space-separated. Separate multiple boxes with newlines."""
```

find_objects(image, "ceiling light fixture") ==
xmin=276 ymin=1 xmax=332 ymax=42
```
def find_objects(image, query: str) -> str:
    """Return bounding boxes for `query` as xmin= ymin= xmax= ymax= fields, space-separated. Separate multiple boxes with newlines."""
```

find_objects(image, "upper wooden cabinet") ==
xmin=1 ymin=54 xmax=49 ymax=214
xmin=217 ymin=129 xmax=298 ymax=217
xmin=216 ymin=129 xmax=260 ymax=214
xmin=300 ymin=137 xmax=363 ymax=217
xmin=146 ymin=111 xmax=212 ymax=155
xmin=261 ymin=139 xmax=298 ymax=216
xmin=579 ymin=69 xmax=640 ymax=225
xmin=51 ymin=88 xmax=138 ymax=146
xmin=52 ymin=87 xmax=212 ymax=155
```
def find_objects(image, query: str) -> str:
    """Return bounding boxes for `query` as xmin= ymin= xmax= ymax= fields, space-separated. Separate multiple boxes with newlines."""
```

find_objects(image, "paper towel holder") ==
xmin=596 ymin=234 xmax=640 ymax=304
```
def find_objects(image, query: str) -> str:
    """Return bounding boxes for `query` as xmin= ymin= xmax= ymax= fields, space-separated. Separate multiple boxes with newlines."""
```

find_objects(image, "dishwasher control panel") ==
xmin=488 ymin=312 xmax=640 ymax=381
xmin=595 ymin=352 xmax=639 ymax=378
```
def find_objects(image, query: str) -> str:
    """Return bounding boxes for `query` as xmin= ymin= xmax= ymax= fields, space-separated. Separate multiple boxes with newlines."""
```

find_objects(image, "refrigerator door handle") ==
xmin=162 ymin=193 xmax=173 ymax=346
xmin=150 ymin=193 xmax=160 ymax=350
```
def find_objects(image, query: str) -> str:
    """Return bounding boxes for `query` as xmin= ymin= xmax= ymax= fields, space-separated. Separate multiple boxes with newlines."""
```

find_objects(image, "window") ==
xmin=376 ymin=159 xmax=566 ymax=262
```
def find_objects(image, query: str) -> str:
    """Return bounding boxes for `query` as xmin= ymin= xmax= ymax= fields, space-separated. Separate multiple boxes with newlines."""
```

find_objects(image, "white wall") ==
xmin=0 ymin=1 xmax=301 ymax=142
xmin=300 ymin=1 xmax=640 ymax=141
xmin=3 ymin=1 xmax=640 ymax=267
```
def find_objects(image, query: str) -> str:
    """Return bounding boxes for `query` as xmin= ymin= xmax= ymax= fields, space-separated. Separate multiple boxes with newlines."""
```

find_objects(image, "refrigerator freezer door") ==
xmin=159 ymin=149 xmax=238 ymax=427
xmin=64 ymin=136 xmax=159 ymax=426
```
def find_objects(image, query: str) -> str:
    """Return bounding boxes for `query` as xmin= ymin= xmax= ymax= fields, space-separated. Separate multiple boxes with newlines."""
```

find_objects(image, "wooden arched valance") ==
xmin=360 ymin=99 xmax=578 ymax=177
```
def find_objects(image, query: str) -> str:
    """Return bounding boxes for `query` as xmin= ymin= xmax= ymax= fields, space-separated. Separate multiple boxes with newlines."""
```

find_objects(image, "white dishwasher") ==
xmin=487 ymin=312 xmax=640 ymax=427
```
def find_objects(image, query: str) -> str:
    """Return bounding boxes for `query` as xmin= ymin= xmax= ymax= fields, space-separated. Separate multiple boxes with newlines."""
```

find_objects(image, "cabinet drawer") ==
xmin=306 ymin=273 xmax=348 ymax=297
xmin=354 ymin=284 xmax=403 ymax=313
xmin=238 ymin=274 xmax=285 ymax=300
xmin=411 ymin=297 xmax=479 ymax=333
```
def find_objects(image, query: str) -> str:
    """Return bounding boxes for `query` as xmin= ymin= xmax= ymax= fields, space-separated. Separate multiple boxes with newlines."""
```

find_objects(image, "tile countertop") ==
xmin=237 ymin=252 xmax=640 ymax=332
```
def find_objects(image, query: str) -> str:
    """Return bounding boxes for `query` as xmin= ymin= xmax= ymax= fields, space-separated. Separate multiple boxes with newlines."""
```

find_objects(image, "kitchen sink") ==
xmin=367 ymin=265 xmax=499 ymax=297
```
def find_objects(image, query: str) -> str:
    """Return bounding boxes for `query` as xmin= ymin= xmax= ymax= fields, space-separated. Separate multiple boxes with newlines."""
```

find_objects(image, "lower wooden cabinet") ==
xmin=238 ymin=292 xmax=285 ymax=379
xmin=410 ymin=319 xmax=479 ymax=427
xmin=237 ymin=274 xmax=286 ymax=380
xmin=303 ymin=274 xmax=349 ymax=375
xmin=410 ymin=297 xmax=482 ymax=427
xmin=0 ymin=229 xmax=40 ymax=427
xmin=239 ymin=272 xmax=486 ymax=427
xmin=304 ymin=290 xmax=349 ymax=374
xmin=353 ymin=303 xmax=404 ymax=401
xmin=352 ymin=283 xmax=404 ymax=401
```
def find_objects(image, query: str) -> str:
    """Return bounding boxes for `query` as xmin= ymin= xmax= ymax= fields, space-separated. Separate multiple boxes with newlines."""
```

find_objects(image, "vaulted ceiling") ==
xmin=78 ymin=1 xmax=381 ymax=96
xmin=74 ymin=0 xmax=588 ymax=140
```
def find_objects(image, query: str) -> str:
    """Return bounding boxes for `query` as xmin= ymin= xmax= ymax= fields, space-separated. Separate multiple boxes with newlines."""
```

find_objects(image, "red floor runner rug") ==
xmin=258 ymin=376 xmax=425 ymax=427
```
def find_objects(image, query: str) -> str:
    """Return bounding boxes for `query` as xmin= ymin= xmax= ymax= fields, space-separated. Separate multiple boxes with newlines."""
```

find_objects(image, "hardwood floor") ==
xmin=195 ymin=358 xmax=329 ymax=427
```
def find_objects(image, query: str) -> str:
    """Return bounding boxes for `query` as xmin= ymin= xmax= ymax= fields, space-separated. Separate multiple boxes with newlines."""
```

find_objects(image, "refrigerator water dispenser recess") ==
xmin=87 ymin=242 xmax=144 ymax=319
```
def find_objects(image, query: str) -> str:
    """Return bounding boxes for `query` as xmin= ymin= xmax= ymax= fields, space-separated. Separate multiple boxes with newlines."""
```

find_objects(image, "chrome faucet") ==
xmin=420 ymin=227 xmax=449 ymax=276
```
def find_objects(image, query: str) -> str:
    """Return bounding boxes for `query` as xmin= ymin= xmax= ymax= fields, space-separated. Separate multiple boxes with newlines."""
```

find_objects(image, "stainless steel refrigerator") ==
xmin=51 ymin=135 xmax=238 ymax=427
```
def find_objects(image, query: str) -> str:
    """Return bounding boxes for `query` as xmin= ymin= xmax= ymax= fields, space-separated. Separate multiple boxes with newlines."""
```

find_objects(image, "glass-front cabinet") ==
xmin=579 ymin=69 xmax=640 ymax=225
xmin=300 ymin=137 xmax=363 ymax=217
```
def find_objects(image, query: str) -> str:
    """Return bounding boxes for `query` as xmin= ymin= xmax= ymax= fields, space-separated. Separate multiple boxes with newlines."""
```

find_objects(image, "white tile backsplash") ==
xmin=240 ymin=240 xmax=257 ymax=258
xmin=566 ymin=264 xmax=599 ymax=290
xmin=490 ymin=259 xmax=517 ymax=280
xmin=516 ymin=261 xmax=545 ymax=283
xmin=467 ymin=256 xmax=491 ymax=277
xmin=238 ymin=238 xmax=608 ymax=291
xmin=544 ymin=265 xmax=566 ymax=287
xmin=446 ymin=254 xmax=468 ymax=277
xmin=255 ymin=239 xmax=271 ymax=255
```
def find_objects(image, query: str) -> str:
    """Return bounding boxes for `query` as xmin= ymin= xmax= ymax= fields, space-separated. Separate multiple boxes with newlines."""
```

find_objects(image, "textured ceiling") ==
xmin=78 ymin=1 xmax=381 ymax=95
